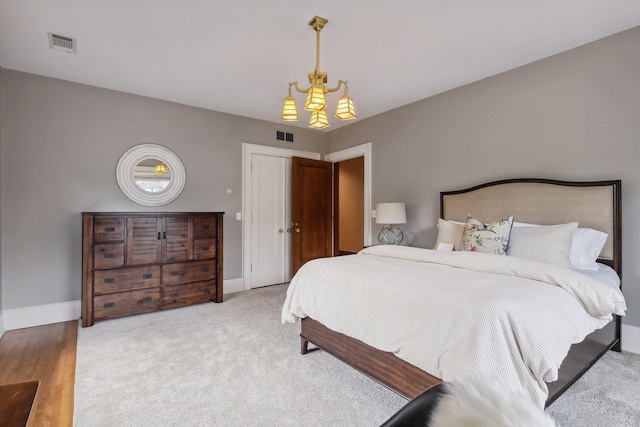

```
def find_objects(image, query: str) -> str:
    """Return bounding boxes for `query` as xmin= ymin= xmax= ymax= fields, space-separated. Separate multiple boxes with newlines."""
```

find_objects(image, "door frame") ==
xmin=242 ymin=143 xmax=321 ymax=291
xmin=325 ymin=142 xmax=372 ymax=248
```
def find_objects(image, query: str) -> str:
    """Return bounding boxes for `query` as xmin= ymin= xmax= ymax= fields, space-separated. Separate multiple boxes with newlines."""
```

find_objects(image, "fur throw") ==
xmin=430 ymin=378 xmax=558 ymax=427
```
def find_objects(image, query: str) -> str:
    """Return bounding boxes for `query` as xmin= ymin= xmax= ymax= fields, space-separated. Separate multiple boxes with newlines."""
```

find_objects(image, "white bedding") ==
xmin=281 ymin=245 xmax=626 ymax=407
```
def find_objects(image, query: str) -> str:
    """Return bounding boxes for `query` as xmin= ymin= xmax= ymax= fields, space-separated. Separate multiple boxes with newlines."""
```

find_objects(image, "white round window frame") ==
xmin=116 ymin=144 xmax=186 ymax=206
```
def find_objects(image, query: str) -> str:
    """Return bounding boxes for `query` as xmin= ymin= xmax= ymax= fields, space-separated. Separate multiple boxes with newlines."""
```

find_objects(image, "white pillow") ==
xmin=507 ymin=222 xmax=578 ymax=267
xmin=434 ymin=219 xmax=464 ymax=250
xmin=514 ymin=222 xmax=608 ymax=270
xmin=569 ymin=228 xmax=608 ymax=270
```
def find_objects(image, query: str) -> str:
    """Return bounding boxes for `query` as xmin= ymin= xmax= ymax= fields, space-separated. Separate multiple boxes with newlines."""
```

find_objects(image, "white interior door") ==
xmin=250 ymin=154 xmax=291 ymax=288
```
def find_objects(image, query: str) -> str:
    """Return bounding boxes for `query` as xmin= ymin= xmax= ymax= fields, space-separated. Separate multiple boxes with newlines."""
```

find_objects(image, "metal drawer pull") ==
xmin=143 ymin=274 xmax=153 ymax=279
xmin=104 ymin=253 xmax=115 ymax=258
xmin=163 ymin=231 xmax=167 ymax=239
xmin=170 ymin=292 xmax=179 ymax=298
xmin=142 ymin=297 xmax=153 ymax=303
xmin=170 ymin=271 xmax=180 ymax=276
xmin=202 ymin=224 xmax=210 ymax=229
xmin=104 ymin=227 xmax=115 ymax=232
xmin=201 ymin=267 xmax=210 ymax=272
xmin=104 ymin=278 xmax=115 ymax=283
xmin=157 ymin=232 xmax=161 ymax=240
xmin=103 ymin=302 xmax=115 ymax=308
xmin=201 ymin=246 xmax=210 ymax=251
xmin=201 ymin=288 xmax=210 ymax=293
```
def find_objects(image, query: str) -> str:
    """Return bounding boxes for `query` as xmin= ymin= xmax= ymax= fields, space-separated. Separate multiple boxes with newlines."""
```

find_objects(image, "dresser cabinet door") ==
xmin=193 ymin=238 xmax=217 ymax=260
xmin=162 ymin=217 xmax=192 ymax=262
xmin=127 ymin=217 xmax=162 ymax=265
xmin=194 ymin=216 xmax=217 ymax=238
xmin=162 ymin=260 xmax=216 ymax=285
xmin=94 ymin=217 xmax=125 ymax=242
xmin=94 ymin=243 xmax=125 ymax=269
xmin=94 ymin=265 xmax=161 ymax=294
xmin=162 ymin=281 xmax=216 ymax=309
xmin=94 ymin=288 xmax=160 ymax=320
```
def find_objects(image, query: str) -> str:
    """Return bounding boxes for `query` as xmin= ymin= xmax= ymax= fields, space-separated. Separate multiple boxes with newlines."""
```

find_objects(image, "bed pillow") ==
xmin=514 ymin=222 xmax=608 ymax=270
xmin=460 ymin=215 xmax=513 ymax=255
xmin=434 ymin=219 xmax=465 ymax=250
xmin=507 ymin=222 xmax=578 ymax=267
xmin=569 ymin=228 xmax=608 ymax=270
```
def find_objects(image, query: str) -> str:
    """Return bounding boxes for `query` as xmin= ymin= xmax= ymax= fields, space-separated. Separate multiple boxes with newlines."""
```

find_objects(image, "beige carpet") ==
xmin=74 ymin=284 xmax=640 ymax=426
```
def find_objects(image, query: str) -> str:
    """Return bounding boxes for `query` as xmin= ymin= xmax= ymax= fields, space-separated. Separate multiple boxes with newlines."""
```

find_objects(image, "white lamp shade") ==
xmin=376 ymin=202 xmax=406 ymax=224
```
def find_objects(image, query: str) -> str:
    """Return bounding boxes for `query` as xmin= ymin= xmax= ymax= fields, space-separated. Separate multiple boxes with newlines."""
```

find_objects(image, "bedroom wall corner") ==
xmin=326 ymin=25 xmax=640 ymax=329
xmin=0 ymin=69 xmax=328 ymax=321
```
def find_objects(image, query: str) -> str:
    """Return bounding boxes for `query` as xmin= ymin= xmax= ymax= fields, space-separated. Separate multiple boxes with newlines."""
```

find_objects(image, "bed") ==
xmin=281 ymin=178 xmax=624 ymax=407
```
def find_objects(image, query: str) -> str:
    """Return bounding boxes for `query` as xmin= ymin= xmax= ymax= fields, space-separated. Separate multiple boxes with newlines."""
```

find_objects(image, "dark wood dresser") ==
xmin=81 ymin=212 xmax=224 ymax=327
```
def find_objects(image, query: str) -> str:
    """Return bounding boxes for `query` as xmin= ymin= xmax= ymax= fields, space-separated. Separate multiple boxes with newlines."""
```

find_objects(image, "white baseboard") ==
xmin=0 ymin=311 xmax=5 ymax=339
xmin=2 ymin=279 xmax=245 ymax=331
xmin=4 ymin=300 xmax=81 ymax=331
xmin=622 ymin=324 xmax=640 ymax=354
xmin=224 ymin=278 xmax=244 ymax=295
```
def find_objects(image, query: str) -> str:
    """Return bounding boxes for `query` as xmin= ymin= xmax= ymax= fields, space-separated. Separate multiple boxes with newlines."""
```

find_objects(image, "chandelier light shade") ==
xmin=309 ymin=110 xmax=330 ymax=129
xmin=282 ymin=16 xmax=356 ymax=130
xmin=304 ymin=84 xmax=327 ymax=112
xmin=281 ymin=95 xmax=298 ymax=121
xmin=154 ymin=161 xmax=169 ymax=174
xmin=335 ymin=90 xmax=356 ymax=120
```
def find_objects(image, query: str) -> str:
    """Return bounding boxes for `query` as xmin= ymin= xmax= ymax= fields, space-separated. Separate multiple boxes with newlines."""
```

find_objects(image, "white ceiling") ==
xmin=1 ymin=1 xmax=640 ymax=132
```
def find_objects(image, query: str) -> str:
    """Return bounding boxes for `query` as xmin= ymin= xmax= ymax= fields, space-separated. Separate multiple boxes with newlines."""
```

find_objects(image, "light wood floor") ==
xmin=0 ymin=321 xmax=77 ymax=427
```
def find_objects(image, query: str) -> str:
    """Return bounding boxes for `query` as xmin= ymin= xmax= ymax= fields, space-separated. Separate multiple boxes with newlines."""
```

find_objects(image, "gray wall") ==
xmin=0 ymin=70 xmax=326 ymax=310
xmin=327 ymin=26 xmax=640 ymax=327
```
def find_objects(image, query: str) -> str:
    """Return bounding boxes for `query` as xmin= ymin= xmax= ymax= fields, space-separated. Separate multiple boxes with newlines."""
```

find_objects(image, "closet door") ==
xmin=126 ymin=217 xmax=162 ymax=265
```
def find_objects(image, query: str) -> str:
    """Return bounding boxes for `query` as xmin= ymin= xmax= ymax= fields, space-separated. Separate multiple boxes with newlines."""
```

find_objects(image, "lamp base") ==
xmin=378 ymin=224 xmax=403 ymax=245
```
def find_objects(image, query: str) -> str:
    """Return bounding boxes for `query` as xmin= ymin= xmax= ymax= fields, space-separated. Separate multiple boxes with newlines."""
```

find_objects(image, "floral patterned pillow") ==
xmin=460 ymin=214 xmax=514 ymax=255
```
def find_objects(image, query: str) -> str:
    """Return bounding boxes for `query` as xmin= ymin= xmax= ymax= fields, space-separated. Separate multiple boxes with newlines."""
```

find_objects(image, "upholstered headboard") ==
xmin=440 ymin=179 xmax=621 ymax=276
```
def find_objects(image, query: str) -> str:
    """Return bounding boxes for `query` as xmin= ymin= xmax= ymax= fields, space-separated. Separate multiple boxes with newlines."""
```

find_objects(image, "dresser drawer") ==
xmin=94 ymin=243 xmax=125 ymax=269
xmin=162 ymin=281 xmax=216 ymax=309
xmin=94 ymin=217 xmax=125 ymax=242
xmin=193 ymin=238 xmax=216 ymax=260
xmin=94 ymin=288 xmax=160 ymax=321
xmin=194 ymin=216 xmax=217 ymax=238
xmin=94 ymin=266 xmax=161 ymax=295
xmin=162 ymin=260 xmax=216 ymax=285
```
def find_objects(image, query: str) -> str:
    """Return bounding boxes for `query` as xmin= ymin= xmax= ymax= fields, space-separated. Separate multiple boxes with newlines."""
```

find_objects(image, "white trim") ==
xmin=325 ymin=142 xmax=373 ymax=247
xmin=622 ymin=324 xmax=640 ymax=354
xmin=223 ymin=278 xmax=244 ymax=295
xmin=0 ymin=312 xmax=5 ymax=339
xmin=242 ymin=143 xmax=321 ymax=292
xmin=4 ymin=300 xmax=81 ymax=331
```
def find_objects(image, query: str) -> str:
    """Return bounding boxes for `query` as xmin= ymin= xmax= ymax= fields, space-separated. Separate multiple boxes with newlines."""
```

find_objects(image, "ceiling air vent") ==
xmin=48 ymin=32 xmax=76 ymax=54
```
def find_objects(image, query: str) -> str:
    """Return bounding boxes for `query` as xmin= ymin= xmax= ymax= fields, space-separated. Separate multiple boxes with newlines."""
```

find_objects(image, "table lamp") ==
xmin=376 ymin=202 xmax=406 ymax=245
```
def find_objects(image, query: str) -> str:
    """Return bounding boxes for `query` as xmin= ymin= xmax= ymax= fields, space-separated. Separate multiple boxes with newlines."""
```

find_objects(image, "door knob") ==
xmin=295 ymin=228 xmax=301 ymax=233
xmin=278 ymin=229 xmax=284 ymax=233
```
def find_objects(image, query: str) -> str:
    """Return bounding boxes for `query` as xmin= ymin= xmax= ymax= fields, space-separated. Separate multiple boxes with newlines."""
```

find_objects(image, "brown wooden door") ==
xmin=291 ymin=156 xmax=333 ymax=275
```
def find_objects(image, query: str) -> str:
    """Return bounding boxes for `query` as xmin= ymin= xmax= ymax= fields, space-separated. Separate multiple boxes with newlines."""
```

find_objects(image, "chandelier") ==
xmin=154 ymin=161 xmax=168 ymax=174
xmin=281 ymin=16 xmax=356 ymax=130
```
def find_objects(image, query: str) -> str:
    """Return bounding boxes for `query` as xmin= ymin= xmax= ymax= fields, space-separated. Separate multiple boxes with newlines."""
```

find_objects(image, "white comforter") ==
xmin=281 ymin=245 xmax=626 ymax=406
